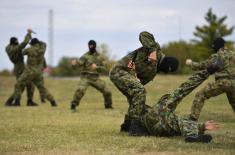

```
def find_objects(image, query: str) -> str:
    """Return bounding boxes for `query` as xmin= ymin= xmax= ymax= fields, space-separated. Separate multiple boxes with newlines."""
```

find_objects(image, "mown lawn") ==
xmin=0 ymin=75 xmax=234 ymax=155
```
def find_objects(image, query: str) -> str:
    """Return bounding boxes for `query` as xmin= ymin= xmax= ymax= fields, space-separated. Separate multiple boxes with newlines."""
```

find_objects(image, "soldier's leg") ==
xmin=89 ymin=78 xmax=113 ymax=108
xmin=153 ymin=70 xmax=210 ymax=115
xmin=33 ymin=73 xmax=56 ymax=107
xmin=13 ymin=70 xmax=34 ymax=106
xmin=26 ymin=82 xmax=38 ymax=106
xmin=110 ymin=70 xmax=146 ymax=120
xmin=71 ymin=77 xmax=89 ymax=110
xmin=190 ymin=80 xmax=226 ymax=121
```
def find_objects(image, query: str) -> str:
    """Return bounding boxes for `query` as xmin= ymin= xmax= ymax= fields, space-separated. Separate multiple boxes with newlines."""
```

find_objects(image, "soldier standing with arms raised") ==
xmin=9 ymin=37 xmax=57 ymax=107
xmin=5 ymin=29 xmax=37 ymax=106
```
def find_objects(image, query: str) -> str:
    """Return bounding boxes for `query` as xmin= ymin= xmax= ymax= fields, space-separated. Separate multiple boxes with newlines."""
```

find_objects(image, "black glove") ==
xmin=207 ymin=58 xmax=224 ymax=74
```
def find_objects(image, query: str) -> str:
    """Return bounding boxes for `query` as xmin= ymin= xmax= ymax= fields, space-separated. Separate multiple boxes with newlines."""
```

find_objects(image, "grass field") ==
xmin=0 ymin=75 xmax=234 ymax=155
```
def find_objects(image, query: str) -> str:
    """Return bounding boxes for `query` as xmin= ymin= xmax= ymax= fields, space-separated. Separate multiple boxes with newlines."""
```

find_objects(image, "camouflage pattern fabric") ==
xmin=72 ymin=51 xmax=112 ymax=107
xmin=110 ymin=31 xmax=164 ymax=121
xmin=12 ymin=41 xmax=55 ymax=102
xmin=141 ymin=70 xmax=210 ymax=137
xmin=5 ymin=32 xmax=34 ymax=102
xmin=190 ymin=48 xmax=235 ymax=120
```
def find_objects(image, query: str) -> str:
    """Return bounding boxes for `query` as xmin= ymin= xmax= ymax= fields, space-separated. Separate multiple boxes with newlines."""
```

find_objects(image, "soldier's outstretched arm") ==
xmin=187 ymin=54 xmax=218 ymax=71
xmin=19 ymin=29 xmax=32 ymax=50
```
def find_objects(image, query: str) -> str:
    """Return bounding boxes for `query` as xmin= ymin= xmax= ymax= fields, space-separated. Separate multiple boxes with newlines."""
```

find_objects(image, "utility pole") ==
xmin=48 ymin=9 xmax=54 ymax=67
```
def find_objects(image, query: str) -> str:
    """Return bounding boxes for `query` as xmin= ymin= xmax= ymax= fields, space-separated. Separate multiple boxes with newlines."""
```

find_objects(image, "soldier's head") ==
xmin=10 ymin=37 xmax=19 ymax=45
xmin=159 ymin=56 xmax=179 ymax=73
xmin=212 ymin=37 xmax=225 ymax=52
xmin=139 ymin=31 xmax=161 ymax=51
xmin=88 ymin=40 xmax=96 ymax=53
xmin=30 ymin=38 xmax=40 ymax=46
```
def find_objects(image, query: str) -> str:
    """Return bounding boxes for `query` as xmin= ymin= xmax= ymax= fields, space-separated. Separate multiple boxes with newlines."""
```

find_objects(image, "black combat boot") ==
xmin=70 ymin=102 xmax=77 ymax=112
xmin=50 ymin=100 xmax=57 ymax=107
xmin=5 ymin=97 xmax=14 ymax=106
xmin=27 ymin=99 xmax=38 ymax=106
xmin=185 ymin=134 xmax=212 ymax=143
xmin=129 ymin=119 xmax=149 ymax=136
xmin=13 ymin=98 xmax=21 ymax=106
xmin=120 ymin=119 xmax=131 ymax=132
xmin=41 ymin=98 xmax=46 ymax=103
xmin=105 ymin=104 xmax=113 ymax=109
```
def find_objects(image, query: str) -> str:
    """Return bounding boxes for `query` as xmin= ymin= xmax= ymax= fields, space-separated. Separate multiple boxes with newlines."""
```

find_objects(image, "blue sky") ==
xmin=0 ymin=0 xmax=234 ymax=70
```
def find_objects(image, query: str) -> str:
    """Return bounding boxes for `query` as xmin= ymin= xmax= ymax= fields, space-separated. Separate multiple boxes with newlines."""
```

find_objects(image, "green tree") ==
xmin=193 ymin=8 xmax=234 ymax=56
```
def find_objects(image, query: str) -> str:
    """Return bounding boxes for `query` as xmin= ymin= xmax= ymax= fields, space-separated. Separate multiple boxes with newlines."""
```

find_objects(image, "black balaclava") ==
xmin=88 ymin=40 xmax=97 ymax=53
xmin=212 ymin=37 xmax=225 ymax=52
xmin=10 ymin=37 xmax=19 ymax=45
xmin=30 ymin=38 xmax=40 ymax=46
xmin=159 ymin=56 xmax=179 ymax=73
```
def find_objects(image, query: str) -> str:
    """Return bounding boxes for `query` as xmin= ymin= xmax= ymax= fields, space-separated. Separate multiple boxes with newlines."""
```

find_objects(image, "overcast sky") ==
xmin=0 ymin=0 xmax=234 ymax=70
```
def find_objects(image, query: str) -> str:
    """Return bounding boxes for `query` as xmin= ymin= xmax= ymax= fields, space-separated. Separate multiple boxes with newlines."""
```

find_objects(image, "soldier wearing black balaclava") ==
xmin=70 ymin=40 xmax=113 ymax=111
xmin=186 ymin=37 xmax=235 ymax=121
xmin=5 ymin=29 xmax=37 ymax=106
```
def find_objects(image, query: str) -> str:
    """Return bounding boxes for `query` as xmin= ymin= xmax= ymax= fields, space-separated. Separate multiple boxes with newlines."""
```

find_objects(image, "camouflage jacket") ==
xmin=191 ymin=48 xmax=235 ymax=80
xmin=75 ymin=51 xmax=107 ymax=76
xmin=115 ymin=32 xmax=164 ymax=85
xmin=23 ymin=41 xmax=46 ymax=72
xmin=5 ymin=32 xmax=31 ymax=76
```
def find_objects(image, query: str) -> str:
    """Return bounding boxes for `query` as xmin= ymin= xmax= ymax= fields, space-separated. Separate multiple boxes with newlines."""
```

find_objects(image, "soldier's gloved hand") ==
xmin=207 ymin=58 xmax=224 ymax=74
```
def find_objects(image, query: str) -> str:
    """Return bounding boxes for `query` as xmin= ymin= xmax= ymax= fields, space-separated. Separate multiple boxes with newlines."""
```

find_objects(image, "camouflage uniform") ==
xmin=189 ymin=48 xmax=235 ymax=120
xmin=5 ymin=32 xmax=34 ymax=103
xmin=71 ymin=51 xmax=112 ymax=108
xmin=141 ymin=70 xmax=209 ymax=137
xmin=12 ymin=41 xmax=56 ymax=104
xmin=109 ymin=31 xmax=164 ymax=121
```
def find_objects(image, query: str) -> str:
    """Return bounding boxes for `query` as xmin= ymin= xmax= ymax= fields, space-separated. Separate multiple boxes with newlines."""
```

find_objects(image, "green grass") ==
xmin=0 ymin=75 xmax=234 ymax=155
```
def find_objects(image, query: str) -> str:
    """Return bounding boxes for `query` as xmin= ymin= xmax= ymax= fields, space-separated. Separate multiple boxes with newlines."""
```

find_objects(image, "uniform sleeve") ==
xmin=191 ymin=54 xmax=218 ymax=71
xmin=22 ymin=47 xmax=30 ymax=55
xmin=198 ymin=123 xmax=206 ymax=135
xmin=19 ymin=32 xmax=31 ymax=50
xmin=120 ymin=50 xmax=137 ymax=66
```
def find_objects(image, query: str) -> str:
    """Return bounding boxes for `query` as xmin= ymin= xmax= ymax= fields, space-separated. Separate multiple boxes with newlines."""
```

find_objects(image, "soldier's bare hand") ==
xmin=27 ymin=28 xmax=33 ymax=33
xmin=148 ymin=51 xmax=157 ymax=62
xmin=186 ymin=59 xmax=192 ymax=65
xmin=205 ymin=120 xmax=219 ymax=131
xmin=128 ymin=60 xmax=135 ymax=70
xmin=91 ymin=63 xmax=97 ymax=70
xmin=71 ymin=59 xmax=77 ymax=66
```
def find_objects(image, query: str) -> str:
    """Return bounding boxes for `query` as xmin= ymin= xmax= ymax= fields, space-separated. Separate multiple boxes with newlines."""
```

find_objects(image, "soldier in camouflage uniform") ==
xmin=186 ymin=38 xmax=235 ymax=121
xmin=70 ymin=40 xmax=113 ymax=111
xmin=138 ymin=67 xmax=221 ymax=143
xmin=11 ymin=38 xmax=57 ymax=107
xmin=109 ymin=31 xmax=179 ymax=134
xmin=5 ymin=29 xmax=37 ymax=106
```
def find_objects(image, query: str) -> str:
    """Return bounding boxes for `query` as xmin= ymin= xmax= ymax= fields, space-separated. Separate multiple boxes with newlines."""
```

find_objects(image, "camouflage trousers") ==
xmin=142 ymin=70 xmax=210 ymax=137
xmin=13 ymin=68 xmax=55 ymax=102
xmin=72 ymin=75 xmax=112 ymax=107
xmin=110 ymin=67 xmax=146 ymax=120
xmin=7 ymin=68 xmax=34 ymax=102
xmin=190 ymin=78 xmax=235 ymax=121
